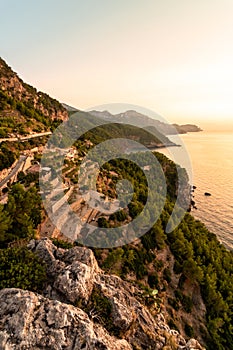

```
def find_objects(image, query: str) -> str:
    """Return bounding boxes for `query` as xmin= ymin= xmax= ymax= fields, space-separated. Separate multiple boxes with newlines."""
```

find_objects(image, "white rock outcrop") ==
xmin=0 ymin=239 xmax=205 ymax=350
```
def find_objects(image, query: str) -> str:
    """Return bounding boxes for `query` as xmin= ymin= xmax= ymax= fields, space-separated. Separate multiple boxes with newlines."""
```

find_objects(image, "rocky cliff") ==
xmin=0 ymin=57 xmax=68 ymax=121
xmin=0 ymin=239 xmax=205 ymax=350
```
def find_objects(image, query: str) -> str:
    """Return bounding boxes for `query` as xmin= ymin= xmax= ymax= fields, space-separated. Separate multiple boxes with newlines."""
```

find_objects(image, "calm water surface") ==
xmin=157 ymin=131 xmax=233 ymax=250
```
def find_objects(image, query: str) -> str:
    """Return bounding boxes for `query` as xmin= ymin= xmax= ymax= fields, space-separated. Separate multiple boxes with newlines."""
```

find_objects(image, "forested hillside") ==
xmin=0 ymin=57 xmax=232 ymax=350
xmin=0 ymin=57 xmax=67 ymax=137
xmin=90 ymin=152 xmax=233 ymax=350
xmin=0 ymin=149 xmax=232 ymax=349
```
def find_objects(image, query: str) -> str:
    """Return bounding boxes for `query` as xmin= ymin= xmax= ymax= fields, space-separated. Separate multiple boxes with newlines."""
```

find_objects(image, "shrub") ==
xmin=148 ymin=273 xmax=159 ymax=289
xmin=168 ymin=297 xmax=179 ymax=311
xmin=163 ymin=268 xmax=172 ymax=283
xmin=0 ymin=247 xmax=46 ymax=292
xmin=185 ymin=323 xmax=194 ymax=338
xmin=52 ymin=238 xmax=73 ymax=249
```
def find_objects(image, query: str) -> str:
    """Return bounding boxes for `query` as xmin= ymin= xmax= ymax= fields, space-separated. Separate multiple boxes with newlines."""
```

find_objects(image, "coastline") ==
xmin=157 ymin=131 xmax=233 ymax=251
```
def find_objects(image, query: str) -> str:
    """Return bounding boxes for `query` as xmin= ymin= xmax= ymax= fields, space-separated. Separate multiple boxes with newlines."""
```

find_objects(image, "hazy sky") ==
xmin=1 ymin=0 xmax=233 ymax=129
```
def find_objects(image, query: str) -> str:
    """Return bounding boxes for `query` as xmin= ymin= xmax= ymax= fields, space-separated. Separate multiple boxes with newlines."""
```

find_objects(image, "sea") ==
xmin=156 ymin=131 xmax=233 ymax=250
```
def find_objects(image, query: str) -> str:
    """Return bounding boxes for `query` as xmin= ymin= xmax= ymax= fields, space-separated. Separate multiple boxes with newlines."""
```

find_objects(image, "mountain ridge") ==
xmin=0 ymin=57 xmax=68 ymax=137
xmin=0 ymin=57 xmax=232 ymax=350
xmin=88 ymin=109 xmax=202 ymax=135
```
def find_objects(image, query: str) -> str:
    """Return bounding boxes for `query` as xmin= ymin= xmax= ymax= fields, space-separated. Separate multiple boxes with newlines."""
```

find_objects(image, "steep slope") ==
xmin=0 ymin=57 xmax=173 ymax=149
xmin=0 ymin=238 xmax=205 ymax=350
xmin=0 ymin=58 xmax=231 ymax=350
xmin=0 ymin=57 xmax=68 ymax=137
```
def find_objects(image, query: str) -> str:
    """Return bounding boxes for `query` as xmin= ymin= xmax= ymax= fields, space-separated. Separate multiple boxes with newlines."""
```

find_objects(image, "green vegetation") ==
xmin=0 ymin=59 xmax=66 ymax=176
xmin=185 ymin=323 xmax=194 ymax=338
xmin=165 ymin=214 xmax=233 ymax=349
xmin=83 ymin=288 xmax=119 ymax=337
xmin=0 ymin=246 xmax=46 ymax=292
xmin=90 ymin=152 xmax=233 ymax=350
xmin=0 ymin=181 xmax=46 ymax=293
xmin=0 ymin=89 xmax=62 ymax=135
xmin=174 ymin=290 xmax=193 ymax=313
xmin=0 ymin=183 xmax=42 ymax=247
xmin=52 ymin=238 xmax=73 ymax=249
xmin=0 ymin=57 xmax=232 ymax=349
xmin=17 ymin=171 xmax=39 ymax=187
xmin=0 ymin=142 xmax=17 ymax=170
xmin=93 ymin=213 xmax=233 ymax=349
xmin=78 ymin=122 xmax=170 ymax=147
xmin=0 ymin=57 xmax=66 ymax=138
xmin=168 ymin=297 xmax=180 ymax=311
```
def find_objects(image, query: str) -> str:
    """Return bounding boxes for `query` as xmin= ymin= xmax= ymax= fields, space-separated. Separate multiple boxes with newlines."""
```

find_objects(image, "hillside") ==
xmin=0 ymin=239 xmax=205 ymax=350
xmin=0 ymin=57 xmax=68 ymax=137
xmin=61 ymin=105 xmax=175 ymax=148
xmin=89 ymin=109 xmax=202 ymax=135
xmin=0 ymin=58 xmax=232 ymax=350
xmin=0 ymin=58 xmax=176 ymax=188
xmin=1 ymin=149 xmax=232 ymax=349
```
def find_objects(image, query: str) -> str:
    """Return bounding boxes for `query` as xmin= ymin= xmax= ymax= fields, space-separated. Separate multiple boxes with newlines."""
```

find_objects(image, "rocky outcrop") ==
xmin=0 ymin=57 xmax=68 ymax=122
xmin=28 ymin=239 xmax=99 ymax=303
xmin=0 ymin=239 xmax=205 ymax=349
xmin=0 ymin=288 xmax=131 ymax=350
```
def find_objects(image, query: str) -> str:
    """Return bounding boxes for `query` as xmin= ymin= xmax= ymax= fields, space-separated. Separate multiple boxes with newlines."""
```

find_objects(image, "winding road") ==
xmin=0 ymin=131 xmax=52 ymax=144
xmin=0 ymin=131 xmax=52 ymax=189
xmin=0 ymin=155 xmax=27 ymax=189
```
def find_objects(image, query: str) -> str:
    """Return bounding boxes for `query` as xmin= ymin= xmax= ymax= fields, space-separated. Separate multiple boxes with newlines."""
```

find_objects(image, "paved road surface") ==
xmin=0 ymin=155 xmax=26 ymax=188
xmin=0 ymin=131 xmax=52 ymax=144
xmin=0 ymin=131 xmax=52 ymax=188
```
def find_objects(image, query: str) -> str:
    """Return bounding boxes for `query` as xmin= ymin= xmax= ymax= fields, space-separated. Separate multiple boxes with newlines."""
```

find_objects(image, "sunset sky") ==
xmin=1 ymin=0 xmax=233 ymax=130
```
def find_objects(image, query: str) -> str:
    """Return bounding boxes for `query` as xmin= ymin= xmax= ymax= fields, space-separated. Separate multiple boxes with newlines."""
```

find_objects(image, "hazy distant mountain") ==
xmin=0 ymin=57 xmax=173 ymax=150
xmin=61 ymin=106 xmax=174 ymax=148
xmin=89 ymin=109 xmax=202 ymax=135
xmin=172 ymin=123 xmax=202 ymax=133
xmin=62 ymin=103 xmax=80 ymax=112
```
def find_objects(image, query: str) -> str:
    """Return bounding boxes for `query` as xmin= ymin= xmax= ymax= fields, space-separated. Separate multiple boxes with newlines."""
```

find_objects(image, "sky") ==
xmin=1 ymin=0 xmax=233 ymax=130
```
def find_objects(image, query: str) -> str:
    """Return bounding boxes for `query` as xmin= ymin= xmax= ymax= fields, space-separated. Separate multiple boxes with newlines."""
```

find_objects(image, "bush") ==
xmin=148 ymin=273 xmax=159 ymax=289
xmin=0 ymin=247 xmax=46 ymax=292
xmin=168 ymin=297 xmax=179 ymax=311
xmin=181 ymin=294 xmax=193 ymax=313
xmin=110 ymin=210 xmax=127 ymax=222
xmin=163 ymin=268 xmax=172 ymax=283
xmin=52 ymin=238 xmax=73 ymax=249
xmin=97 ymin=217 xmax=109 ymax=228
xmin=84 ymin=288 xmax=119 ymax=336
xmin=185 ymin=323 xmax=194 ymax=338
xmin=168 ymin=319 xmax=179 ymax=331
xmin=0 ymin=146 xmax=16 ymax=171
